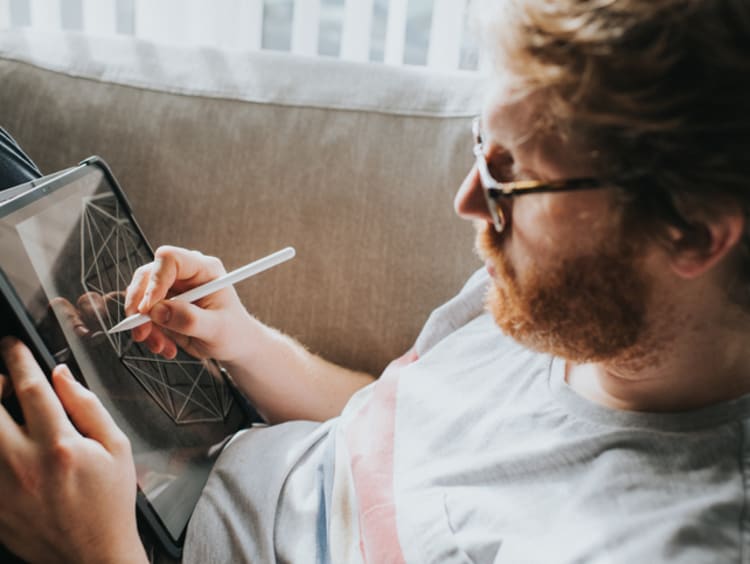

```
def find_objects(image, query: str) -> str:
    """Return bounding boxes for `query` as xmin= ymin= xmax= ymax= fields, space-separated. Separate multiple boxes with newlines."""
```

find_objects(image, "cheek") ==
xmin=509 ymin=197 xmax=569 ymax=265
xmin=511 ymin=194 xmax=617 ymax=263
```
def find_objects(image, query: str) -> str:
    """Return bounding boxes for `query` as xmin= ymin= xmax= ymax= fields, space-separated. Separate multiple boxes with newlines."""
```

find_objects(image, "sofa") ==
xmin=0 ymin=29 xmax=485 ymax=378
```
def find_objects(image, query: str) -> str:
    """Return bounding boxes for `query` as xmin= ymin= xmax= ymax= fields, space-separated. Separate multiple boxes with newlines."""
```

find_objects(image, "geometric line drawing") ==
xmin=80 ymin=193 xmax=233 ymax=424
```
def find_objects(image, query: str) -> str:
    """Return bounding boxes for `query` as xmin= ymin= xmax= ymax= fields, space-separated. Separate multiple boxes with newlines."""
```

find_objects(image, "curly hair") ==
xmin=476 ymin=0 xmax=750 ymax=307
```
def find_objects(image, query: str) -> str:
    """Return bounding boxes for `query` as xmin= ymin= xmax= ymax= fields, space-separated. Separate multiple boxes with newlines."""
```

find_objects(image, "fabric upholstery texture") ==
xmin=0 ymin=29 xmax=484 ymax=375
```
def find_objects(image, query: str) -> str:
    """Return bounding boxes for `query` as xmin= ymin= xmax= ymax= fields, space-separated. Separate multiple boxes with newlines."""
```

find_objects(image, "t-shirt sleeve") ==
xmin=413 ymin=267 xmax=489 ymax=356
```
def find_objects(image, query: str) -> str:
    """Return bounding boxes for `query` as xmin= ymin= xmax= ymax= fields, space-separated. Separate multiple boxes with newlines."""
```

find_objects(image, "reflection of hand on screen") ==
xmin=76 ymin=291 xmax=123 ymax=336
xmin=49 ymin=291 xmax=124 ymax=341
xmin=49 ymin=296 xmax=90 ymax=338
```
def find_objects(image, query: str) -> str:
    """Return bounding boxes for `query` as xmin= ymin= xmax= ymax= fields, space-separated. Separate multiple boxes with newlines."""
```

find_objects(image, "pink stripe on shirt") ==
xmin=344 ymin=348 xmax=418 ymax=563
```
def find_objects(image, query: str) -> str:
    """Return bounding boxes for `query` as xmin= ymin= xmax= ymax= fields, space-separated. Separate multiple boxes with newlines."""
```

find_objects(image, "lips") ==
xmin=485 ymin=259 xmax=497 ymax=279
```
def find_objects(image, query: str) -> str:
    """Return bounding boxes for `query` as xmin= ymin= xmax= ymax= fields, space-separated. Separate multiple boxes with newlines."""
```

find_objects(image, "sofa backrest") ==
xmin=0 ymin=29 xmax=485 ymax=375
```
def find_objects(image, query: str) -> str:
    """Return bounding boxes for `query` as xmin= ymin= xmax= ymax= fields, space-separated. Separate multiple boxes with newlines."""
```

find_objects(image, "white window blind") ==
xmin=0 ymin=0 xmax=11 ymax=29
xmin=427 ymin=0 xmax=467 ymax=70
xmin=82 ymin=0 xmax=117 ymax=35
xmin=383 ymin=0 xmax=408 ymax=65
xmin=29 ymin=0 xmax=61 ymax=30
xmin=291 ymin=0 xmax=320 ymax=55
xmin=340 ymin=0 xmax=374 ymax=62
xmin=1 ymin=0 xmax=479 ymax=71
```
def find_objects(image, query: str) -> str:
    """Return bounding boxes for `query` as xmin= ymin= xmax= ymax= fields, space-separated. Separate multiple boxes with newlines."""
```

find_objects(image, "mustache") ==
xmin=474 ymin=221 xmax=520 ymax=287
xmin=474 ymin=221 xmax=510 ymax=268
xmin=475 ymin=221 xmax=505 ymax=261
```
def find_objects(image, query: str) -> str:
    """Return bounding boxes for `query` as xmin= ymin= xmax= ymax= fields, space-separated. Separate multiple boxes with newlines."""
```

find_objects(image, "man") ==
xmin=1 ymin=0 xmax=749 ymax=562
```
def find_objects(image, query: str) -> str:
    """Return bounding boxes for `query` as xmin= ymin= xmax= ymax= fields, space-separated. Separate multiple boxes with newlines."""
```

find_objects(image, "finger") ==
xmin=77 ymin=292 xmax=108 ymax=331
xmin=145 ymin=332 xmax=168 ymax=356
xmin=148 ymin=300 xmax=218 ymax=343
xmin=134 ymin=323 xmax=171 ymax=354
xmin=51 ymin=365 xmax=130 ymax=454
xmin=143 ymin=326 xmax=179 ymax=359
xmin=156 ymin=329 xmax=182 ymax=359
xmin=0 ymin=373 xmax=12 ymax=399
xmin=130 ymin=319 xmax=152 ymax=343
xmin=139 ymin=246 xmax=225 ymax=313
xmin=163 ymin=340 xmax=178 ymax=360
xmin=0 ymin=377 xmax=22 ymax=446
xmin=0 ymin=337 xmax=72 ymax=441
xmin=104 ymin=291 xmax=125 ymax=322
xmin=50 ymin=297 xmax=90 ymax=337
xmin=124 ymin=264 xmax=152 ymax=316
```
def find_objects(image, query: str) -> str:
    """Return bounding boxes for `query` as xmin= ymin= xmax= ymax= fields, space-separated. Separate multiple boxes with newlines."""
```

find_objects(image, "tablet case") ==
xmin=0 ymin=157 xmax=258 ymax=559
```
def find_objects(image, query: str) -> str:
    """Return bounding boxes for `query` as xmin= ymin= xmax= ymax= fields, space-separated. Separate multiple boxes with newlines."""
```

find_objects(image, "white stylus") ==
xmin=107 ymin=246 xmax=296 ymax=334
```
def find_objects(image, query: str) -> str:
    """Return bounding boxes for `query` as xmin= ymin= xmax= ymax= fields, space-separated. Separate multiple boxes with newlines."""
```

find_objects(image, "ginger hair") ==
xmin=477 ymin=0 xmax=750 ymax=306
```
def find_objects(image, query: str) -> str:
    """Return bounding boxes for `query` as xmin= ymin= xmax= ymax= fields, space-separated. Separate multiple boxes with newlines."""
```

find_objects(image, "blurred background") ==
xmin=0 ymin=0 xmax=481 ymax=71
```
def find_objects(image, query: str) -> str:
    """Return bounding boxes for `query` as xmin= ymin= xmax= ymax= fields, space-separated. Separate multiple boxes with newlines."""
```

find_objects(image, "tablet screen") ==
xmin=0 ymin=163 xmax=253 ymax=547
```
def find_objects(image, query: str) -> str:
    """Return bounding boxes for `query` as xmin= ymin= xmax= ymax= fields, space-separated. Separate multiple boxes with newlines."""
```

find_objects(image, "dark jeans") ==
xmin=0 ymin=128 xmax=42 ymax=189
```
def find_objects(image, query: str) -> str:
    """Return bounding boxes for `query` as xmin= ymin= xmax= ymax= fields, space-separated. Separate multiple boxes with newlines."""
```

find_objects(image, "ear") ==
xmin=669 ymin=210 xmax=746 ymax=279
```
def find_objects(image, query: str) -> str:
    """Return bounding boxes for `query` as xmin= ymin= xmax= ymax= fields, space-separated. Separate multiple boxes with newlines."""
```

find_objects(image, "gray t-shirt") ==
xmin=183 ymin=269 xmax=750 ymax=563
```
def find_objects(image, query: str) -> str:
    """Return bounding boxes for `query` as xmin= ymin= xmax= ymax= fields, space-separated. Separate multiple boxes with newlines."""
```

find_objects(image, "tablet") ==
xmin=0 ymin=157 xmax=259 ymax=558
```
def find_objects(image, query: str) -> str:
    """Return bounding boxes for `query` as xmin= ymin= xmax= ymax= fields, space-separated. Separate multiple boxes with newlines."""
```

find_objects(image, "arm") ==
xmin=222 ymin=322 xmax=375 ymax=424
xmin=0 ymin=337 xmax=147 ymax=564
xmin=124 ymin=246 xmax=375 ymax=424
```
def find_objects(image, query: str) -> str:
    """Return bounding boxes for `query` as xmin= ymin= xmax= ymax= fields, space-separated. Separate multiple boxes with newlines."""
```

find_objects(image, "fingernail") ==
xmin=58 ymin=364 xmax=75 ymax=382
xmin=151 ymin=303 xmax=170 ymax=324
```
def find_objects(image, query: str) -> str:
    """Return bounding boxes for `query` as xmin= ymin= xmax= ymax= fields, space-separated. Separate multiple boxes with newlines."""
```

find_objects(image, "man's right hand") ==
xmin=124 ymin=246 xmax=261 ymax=363
xmin=126 ymin=245 xmax=374 ymax=424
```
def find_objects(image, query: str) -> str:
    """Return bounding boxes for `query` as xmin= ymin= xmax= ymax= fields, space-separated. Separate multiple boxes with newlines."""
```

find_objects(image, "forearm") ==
xmin=223 ymin=320 xmax=376 ymax=424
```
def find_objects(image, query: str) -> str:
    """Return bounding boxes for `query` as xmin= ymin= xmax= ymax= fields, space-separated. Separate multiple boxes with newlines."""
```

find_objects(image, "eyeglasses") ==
xmin=472 ymin=117 xmax=604 ymax=233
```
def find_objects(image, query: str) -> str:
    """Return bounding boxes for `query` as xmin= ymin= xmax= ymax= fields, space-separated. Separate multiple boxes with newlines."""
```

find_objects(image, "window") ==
xmin=0 ymin=0 xmax=481 ymax=71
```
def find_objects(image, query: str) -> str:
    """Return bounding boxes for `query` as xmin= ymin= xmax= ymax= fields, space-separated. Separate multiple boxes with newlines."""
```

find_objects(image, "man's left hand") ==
xmin=0 ymin=337 xmax=147 ymax=564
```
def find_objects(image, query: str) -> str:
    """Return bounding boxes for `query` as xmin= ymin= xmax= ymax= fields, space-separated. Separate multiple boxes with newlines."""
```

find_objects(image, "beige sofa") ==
xmin=0 ymin=29 xmax=484 ymax=377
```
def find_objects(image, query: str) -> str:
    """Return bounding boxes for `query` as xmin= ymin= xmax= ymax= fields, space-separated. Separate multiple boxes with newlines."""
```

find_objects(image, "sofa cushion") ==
xmin=0 ymin=29 xmax=485 ymax=375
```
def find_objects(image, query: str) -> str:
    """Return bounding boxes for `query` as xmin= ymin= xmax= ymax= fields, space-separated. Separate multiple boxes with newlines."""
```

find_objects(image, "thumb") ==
xmin=149 ymin=300 xmax=218 ymax=342
xmin=52 ymin=365 xmax=129 ymax=454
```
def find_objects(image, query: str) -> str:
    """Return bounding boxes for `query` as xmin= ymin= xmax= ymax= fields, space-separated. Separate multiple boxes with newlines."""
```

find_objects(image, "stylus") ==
xmin=107 ymin=246 xmax=296 ymax=334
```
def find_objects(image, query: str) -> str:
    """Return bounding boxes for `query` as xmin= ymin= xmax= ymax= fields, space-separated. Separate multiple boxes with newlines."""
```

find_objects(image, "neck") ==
xmin=566 ymin=307 xmax=750 ymax=413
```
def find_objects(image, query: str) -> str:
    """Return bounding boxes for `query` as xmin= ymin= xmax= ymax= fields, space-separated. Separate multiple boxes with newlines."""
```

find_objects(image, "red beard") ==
xmin=476 ymin=222 xmax=650 ymax=363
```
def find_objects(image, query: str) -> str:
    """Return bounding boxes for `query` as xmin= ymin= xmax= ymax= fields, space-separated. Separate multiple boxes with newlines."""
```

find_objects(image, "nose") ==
xmin=454 ymin=165 xmax=494 ymax=223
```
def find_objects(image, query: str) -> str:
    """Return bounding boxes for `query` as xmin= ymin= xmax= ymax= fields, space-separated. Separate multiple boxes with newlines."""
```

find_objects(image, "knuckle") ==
xmin=132 ymin=264 xmax=151 ymax=279
xmin=205 ymin=255 xmax=226 ymax=275
xmin=15 ymin=379 xmax=46 ymax=402
xmin=77 ymin=386 xmax=99 ymax=407
xmin=0 ymin=335 xmax=19 ymax=353
xmin=189 ymin=249 xmax=206 ymax=265
xmin=155 ymin=245 xmax=179 ymax=259
xmin=149 ymin=268 xmax=165 ymax=285
xmin=47 ymin=438 xmax=77 ymax=471
xmin=2 ymin=340 xmax=24 ymax=364
xmin=175 ymin=308 xmax=199 ymax=334
xmin=205 ymin=255 xmax=222 ymax=268
xmin=113 ymin=432 xmax=132 ymax=453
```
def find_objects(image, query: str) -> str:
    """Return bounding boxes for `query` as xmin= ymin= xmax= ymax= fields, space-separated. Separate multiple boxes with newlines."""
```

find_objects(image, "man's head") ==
xmin=456 ymin=0 xmax=750 ymax=364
